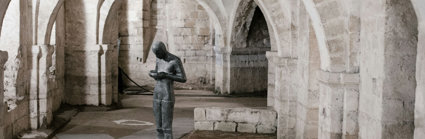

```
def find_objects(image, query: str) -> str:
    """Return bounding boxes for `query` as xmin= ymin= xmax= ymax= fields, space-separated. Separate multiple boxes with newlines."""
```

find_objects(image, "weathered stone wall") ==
xmin=118 ymin=0 xmax=157 ymax=88
xmin=167 ymin=0 xmax=214 ymax=90
xmin=64 ymin=0 xmax=119 ymax=105
xmin=119 ymin=0 xmax=215 ymax=90
xmin=0 ymin=0 xmax=31 ymax=137
xmin=0 ymin=0 xmax=425 ymax=138
xmin=359 ymin=0 xmax=417 ymax=138
xmin=0 ymin=51 xmax=8 ymax=138
xmin=0 ymin=0 xmax=67 ymax=137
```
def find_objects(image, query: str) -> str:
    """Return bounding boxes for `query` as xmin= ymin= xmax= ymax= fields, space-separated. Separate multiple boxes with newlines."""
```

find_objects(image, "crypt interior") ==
xmin=0 ymin=0 xmax=424 ymax=138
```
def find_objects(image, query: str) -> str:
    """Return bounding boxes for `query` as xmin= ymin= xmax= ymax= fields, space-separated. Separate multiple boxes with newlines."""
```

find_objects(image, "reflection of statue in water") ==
xmin=149 ymin=41 xmax=187 ymax=139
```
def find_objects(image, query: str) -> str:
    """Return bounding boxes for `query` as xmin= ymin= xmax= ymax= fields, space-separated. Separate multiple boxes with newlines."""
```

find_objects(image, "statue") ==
xmin=149 ymin=41 xmax=187 ymax=139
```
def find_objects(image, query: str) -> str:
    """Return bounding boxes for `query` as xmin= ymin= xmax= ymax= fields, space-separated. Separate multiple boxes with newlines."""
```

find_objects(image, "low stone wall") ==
xmin=194 ymin=107 xmax=277 ymax=134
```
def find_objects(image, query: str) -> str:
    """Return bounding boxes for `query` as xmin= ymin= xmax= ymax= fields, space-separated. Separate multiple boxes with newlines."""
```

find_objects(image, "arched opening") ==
xmin=229 ymin=6 xmax=270 ymax=95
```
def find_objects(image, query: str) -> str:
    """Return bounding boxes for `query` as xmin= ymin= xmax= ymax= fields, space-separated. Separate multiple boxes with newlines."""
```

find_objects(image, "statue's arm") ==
xmin=166 ymin=59 xmax=187 ymax=83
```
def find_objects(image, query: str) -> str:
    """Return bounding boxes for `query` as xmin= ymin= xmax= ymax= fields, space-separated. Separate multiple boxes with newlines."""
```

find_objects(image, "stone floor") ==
xmin=53 ymin=90 xmax=268 ymax=139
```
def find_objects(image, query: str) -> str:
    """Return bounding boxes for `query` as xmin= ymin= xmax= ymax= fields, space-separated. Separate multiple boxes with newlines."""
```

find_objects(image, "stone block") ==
xmin=214 ymin=121 xmax=236 ymax=132
xmin=205 ymin=108 xmax=227 ymax=121
xmin=194 ymin=121 xmax=214 ymax=131
xmin=227 ymin=108 xmax=260 ymax=123
xmin=259 ymin=109 xmax=277 ymax=127
xmin=194 ymin=108 xmax=206 ymax=121
xmin=237 ymin=123 xmax=256 ymax=133
xmin=257 ymin=124 xmax=276 ymax=134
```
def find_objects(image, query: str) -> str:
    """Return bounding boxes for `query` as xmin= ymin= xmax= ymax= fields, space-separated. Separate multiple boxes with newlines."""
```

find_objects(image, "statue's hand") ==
xmin=157 ymin=72 xmax=167 ymax=79
xmin=149 ymin=70 xmax=158 ymax=79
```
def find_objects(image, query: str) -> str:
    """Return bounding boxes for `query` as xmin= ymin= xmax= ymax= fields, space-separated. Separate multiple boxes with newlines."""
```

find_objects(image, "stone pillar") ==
xmin=266 ymin=51 xmax=277 ymax=107
xmin=317 ymin=71 xmax=359 ymax=139
xmin=29 ymin=45 xmax=54 ymax=129
xmin=274 ymin=57 xmax=298 ymax=139
xmin=98 ymin=45 xmax=118 ymax=105
xmin=415 ymin=22 xmax=425 ymax=139
xmin=29 ymin=46 xmax=40 ymax=129
xmin=214 ymin=46 xmax=231 ymax=94
xmin=0 ymin=51 xmax=8 ymax=139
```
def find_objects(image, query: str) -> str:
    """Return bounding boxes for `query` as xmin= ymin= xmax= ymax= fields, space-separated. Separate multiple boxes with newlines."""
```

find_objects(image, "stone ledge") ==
xmin=194 ymin=107 xmax=277 ymax=134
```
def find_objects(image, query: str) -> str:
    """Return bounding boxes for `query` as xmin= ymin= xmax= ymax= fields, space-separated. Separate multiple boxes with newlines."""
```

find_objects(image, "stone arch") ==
xmin=142 ymin=0 xmax=154 ymax=63
xmin=0 ymin=0 xmax=26 ymax=105
xmin=225 ymin=1 xmax=271 ymax=94
xmin=0 ymin=0 xmax=32 ymax=136
xmin=197 ymin=0 xmax=226 ymax=47
xmin=0 ymin=0 xmax=11 ymax=38
xmin=303 ymin=0 xmax=361 ymax=72
xmin=227 ymin=0 xmax=257 ymax=49
xmin=0 ymin=0 xmax=8 ymax=131
xmin=253 ymin=0 xmax=295 ymax=59
xmin=98 ymin=0 xmax=120 ymax=45
xmin=29 ymin=0 xmax=66 ymax=129
xmin=43 ymin=0 xmax=65 ymax=45
xmin=301 ymin=0 xmax=332 ymax=71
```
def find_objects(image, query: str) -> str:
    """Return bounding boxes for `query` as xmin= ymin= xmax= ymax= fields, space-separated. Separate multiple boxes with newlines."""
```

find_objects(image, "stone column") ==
xmin=214 ymin=46 xmax=231 ymax=94
xmin=98 ymin=45 xmax=118 ymax=105
xmin=317 ymin=71 xmax=359 ymax=139
xmin=29 ymin=45 xmax=54 ymax=129
xmin=0 ymin=51 xmax=8 ymax=139
xmin=274 ymin=57 xmax=298 ymax=139
xmin=266 ymin=51 xmax=277 ymax=107
xmin=29 ymin=46 xmax=40 ymax=129
xmin=415 ymin=22 xmax=425 ymax=139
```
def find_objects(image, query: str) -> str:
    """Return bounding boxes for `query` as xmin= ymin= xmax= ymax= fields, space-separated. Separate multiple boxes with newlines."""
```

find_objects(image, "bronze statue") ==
xmin=149 ymin=41 xmax=186 ymax=139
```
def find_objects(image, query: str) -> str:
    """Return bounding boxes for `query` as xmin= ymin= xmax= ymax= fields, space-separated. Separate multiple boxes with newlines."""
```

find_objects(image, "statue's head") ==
xmin=152 ymin=41 xmax=168 ymax=59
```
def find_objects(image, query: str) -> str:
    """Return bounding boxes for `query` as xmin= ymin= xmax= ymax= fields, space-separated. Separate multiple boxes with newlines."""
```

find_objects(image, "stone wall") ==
xmin=64 ymin=0 xmax=119 ymax=105
xmin=167 ymin=0 xmax=214 ymax=90
xmin=0 ymin=0 xmax=31 ymax=137
xmin=119 ymin=0 xmax=215 ymax=90
xmin=0 ymin=0 xmax=424 ymax=138
xmin=194 ymin=107 xmax=277 ymax=134
xmin=0 ymin=51 xmax=8 ymax=138
xmin=0 ymin=0 xmax=67 ymax=137
xmin=359 ymin=0 xmax=418 ymax=138
xmin=118 ymin=0 xmax=157 ymax=88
